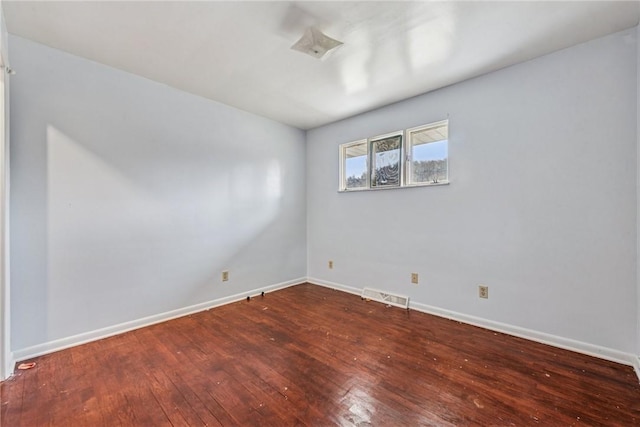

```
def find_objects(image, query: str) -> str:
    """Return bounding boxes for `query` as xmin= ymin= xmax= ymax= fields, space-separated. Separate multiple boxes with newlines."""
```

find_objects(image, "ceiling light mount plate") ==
xmin=291 ymin=26 xmax=343 ymax=60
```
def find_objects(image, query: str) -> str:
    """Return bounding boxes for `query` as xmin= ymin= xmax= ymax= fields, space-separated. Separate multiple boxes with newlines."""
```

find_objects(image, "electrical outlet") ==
xmin=411 ymin=273 xmax=419 ymax=284
xmin=222 ymin=271 xmax=229 ymax=282
xmin=479 ymin=285 xmax=488 ymax=299
xmin=328 ymin=260 xmax=333 ymax=269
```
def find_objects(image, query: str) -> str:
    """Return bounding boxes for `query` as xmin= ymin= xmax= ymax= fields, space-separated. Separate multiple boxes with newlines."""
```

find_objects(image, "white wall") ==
xmin=9 ymin=36 xmax=306 ymax=353
xmin=307 ymin=28 xmax=637 ymax=355
xmin=637 ymin=22 xmax=640 ymax=359
xmin=0 ymin=2 xmax=10 ymax=379
xmin=6 ymin=24 xmax=639 ymax=366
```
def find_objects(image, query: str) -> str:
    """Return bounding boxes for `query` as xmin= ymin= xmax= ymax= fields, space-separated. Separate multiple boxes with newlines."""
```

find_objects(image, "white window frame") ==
xmin=405 ymin=120 xmax=449 ymax=187
xmin=338 ymin=119 xmax=449 ymax=192
xmin=339 ymin=139 xmax=369 ymax=191
xmin=369 ymin=130 xmax=404 ymax=189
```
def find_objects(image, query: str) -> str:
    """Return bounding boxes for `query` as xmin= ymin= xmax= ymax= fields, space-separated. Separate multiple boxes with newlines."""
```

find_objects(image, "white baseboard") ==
xmin=13 ymin=277 xmax=305 ymax=362
xmin=410 ymin=301 xmax=636 ymax=366
xmin=308 ymin=277 xmax=362 ymax=296
xmin=11 ymin=276 xmax=640 ymax=385
xmin=307 ymin=277 xmax=638 ymax=371
xmin=2 ymin=350 xmax=14 ymax=381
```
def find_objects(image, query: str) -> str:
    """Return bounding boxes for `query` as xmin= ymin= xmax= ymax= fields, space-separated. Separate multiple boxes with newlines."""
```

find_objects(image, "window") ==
xmin=370 ymin=133 xmax=402 ymax=188
xmin=406 ymin=120 xmax=448 ymax=185
xmin=340 ymin=139 xmax=368 ymax=190
xmin=339 ymin=120 xmax=448 ymax=191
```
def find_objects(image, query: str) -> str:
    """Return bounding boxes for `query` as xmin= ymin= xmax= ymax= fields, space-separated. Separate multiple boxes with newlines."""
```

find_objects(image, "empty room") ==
xmin=1 ymin=0 xmax=640 ymax=425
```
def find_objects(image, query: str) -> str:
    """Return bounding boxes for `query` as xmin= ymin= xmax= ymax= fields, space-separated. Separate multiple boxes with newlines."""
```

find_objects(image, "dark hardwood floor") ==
xmin=2 ymin=283 xmax=640 ymax=426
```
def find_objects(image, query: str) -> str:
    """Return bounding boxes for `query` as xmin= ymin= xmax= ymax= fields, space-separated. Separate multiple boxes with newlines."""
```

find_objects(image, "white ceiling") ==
xmin=3 ymin=1 xmax=640 ymax=130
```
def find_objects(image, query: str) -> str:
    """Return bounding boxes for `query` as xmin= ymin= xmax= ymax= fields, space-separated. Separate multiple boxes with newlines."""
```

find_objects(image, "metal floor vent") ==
xmin=361 ymin=287 xmax=409 ymax=309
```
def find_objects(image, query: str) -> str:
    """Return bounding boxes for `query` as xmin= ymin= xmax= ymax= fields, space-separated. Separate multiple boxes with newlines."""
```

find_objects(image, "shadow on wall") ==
xmin=27 ymin=123 xmax=287 ymax=347
xmin=9 ymin=34 xmax=306 ymax=352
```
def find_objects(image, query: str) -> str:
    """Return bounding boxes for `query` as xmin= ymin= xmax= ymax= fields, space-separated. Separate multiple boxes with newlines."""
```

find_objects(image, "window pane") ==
xmin=344 ymin=142 xmax=367 ymax=189
xmin=371 ymin=135 xmax=401 ymax=188
xmin=410 ymin=124 xmax=448 ymax=184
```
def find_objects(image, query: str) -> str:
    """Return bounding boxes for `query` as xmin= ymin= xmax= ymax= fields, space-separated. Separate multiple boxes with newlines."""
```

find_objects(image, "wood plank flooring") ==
xmin=2 ymin=283 xmax=640 ymax=426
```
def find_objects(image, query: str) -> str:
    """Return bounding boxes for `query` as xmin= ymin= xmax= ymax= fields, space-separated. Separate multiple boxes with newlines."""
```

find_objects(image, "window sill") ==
xmin=338 ymin=181 xmax=449 ymax=193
